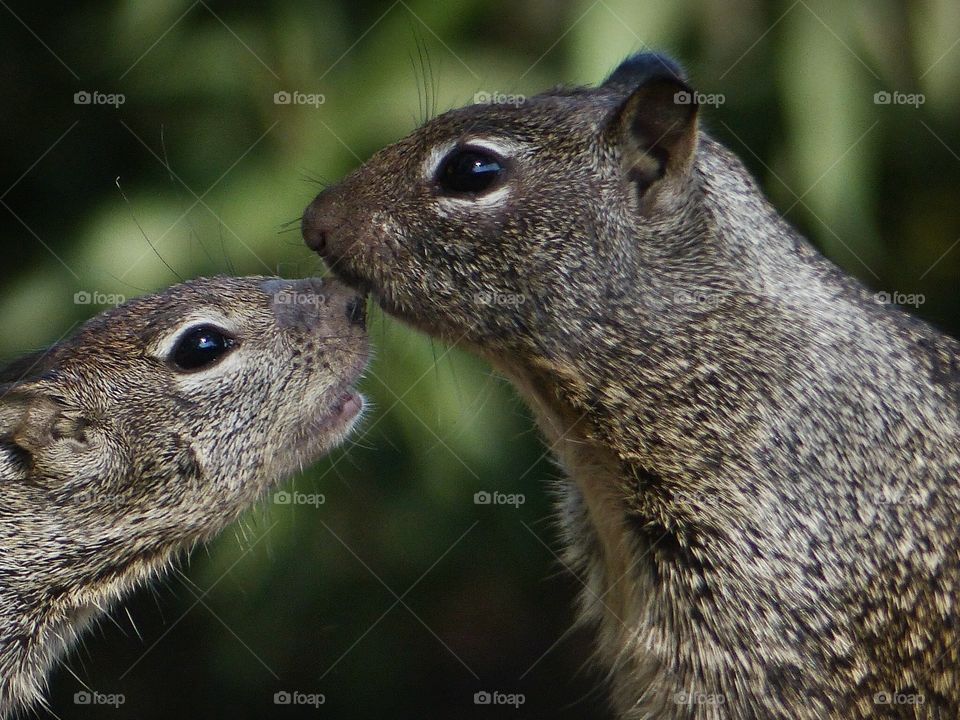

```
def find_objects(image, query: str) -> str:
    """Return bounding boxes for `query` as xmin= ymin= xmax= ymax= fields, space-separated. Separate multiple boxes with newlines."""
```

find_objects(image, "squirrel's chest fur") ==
xmin=496 ymin=360 xmax=683 ymax=716
xmin=492 ymin=327 xmax=960 ymax=720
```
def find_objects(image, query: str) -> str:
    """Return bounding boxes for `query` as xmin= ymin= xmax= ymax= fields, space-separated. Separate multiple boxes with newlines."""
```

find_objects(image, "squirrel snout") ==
xmin=302 ymin=187 xmax=343 ymax=255
xmin=262 ymin=277 xmax=365 ymax=332
xmin=302 ymin=218 xmax=327 ymax=254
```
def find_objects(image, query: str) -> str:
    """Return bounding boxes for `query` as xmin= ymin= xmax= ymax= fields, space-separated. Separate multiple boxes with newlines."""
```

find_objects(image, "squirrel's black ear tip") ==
xmin=603 ymin=52 xmax=688 ymax=90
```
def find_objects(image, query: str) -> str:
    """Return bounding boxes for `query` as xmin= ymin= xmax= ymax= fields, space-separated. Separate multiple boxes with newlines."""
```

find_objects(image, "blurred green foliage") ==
xmin=1 ymin=0 xmax=958 ymax=717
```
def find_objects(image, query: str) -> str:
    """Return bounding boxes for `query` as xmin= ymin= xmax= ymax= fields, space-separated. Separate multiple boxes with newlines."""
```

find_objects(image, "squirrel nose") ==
xmin=303 ymin=221 xmax=327 ymax=254
xmin=302 ymin=186 xmax=343 ymax=255
xmin=301 ymin=202 xmax=326 ymax=253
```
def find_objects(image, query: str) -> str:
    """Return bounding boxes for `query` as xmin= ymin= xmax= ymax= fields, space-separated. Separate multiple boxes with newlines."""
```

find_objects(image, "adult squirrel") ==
xmin=0 ymin=276 xmax=367 ymax=718
xmin=303 ymin=53 xmax=960 ymax=718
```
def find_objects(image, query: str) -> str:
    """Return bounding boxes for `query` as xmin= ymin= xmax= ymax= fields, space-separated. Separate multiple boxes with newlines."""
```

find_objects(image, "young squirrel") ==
xmin=0 ymin=276 xmax=367 ymax=718
xmin=303 ymin=53 xmax=960 ymax=718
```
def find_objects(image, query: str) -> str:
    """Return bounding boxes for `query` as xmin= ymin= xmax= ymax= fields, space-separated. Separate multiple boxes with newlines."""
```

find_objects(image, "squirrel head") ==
xmin=303 ymin=52 xmax=711 ymax=364
xmin=0 ymin=275 xmax=367 ymax=590
xmin=0 ymin=275 xmax=368 ymax=716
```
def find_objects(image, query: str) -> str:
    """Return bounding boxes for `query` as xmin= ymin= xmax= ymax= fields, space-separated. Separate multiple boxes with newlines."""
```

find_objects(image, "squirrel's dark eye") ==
xmin=437 ymin=148 xmax=504 ymax=195
xmin=170 ymin=325 xmax=236 ymax=371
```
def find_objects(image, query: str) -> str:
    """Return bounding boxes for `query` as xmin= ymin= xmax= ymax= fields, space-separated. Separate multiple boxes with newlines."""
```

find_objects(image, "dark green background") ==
xmin=1 ymin=1 xmax=958 ymax=718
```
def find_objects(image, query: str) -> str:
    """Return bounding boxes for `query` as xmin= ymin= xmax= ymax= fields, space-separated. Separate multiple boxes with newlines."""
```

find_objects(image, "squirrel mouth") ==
xmin=309 ymin=385 xmax=365 ymax=441
xmin=329 ymin=388 xmax=363 ymax=424
xmin=287 ymin=384 xmax=364 ymax=465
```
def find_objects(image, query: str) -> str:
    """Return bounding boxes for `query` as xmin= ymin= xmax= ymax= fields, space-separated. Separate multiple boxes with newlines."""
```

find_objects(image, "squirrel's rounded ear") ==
xmin=607 ymin=62 xmax=699 ymax=210
xmin=0 ymin=383 xmax=90 ymax=455
xmin=602 ymin=52 xmax=689 ymax=93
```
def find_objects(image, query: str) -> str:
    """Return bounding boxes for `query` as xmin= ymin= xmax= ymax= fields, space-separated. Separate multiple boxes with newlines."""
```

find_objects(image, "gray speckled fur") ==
xmin=0 ymin=276 xmax=367 ymax=717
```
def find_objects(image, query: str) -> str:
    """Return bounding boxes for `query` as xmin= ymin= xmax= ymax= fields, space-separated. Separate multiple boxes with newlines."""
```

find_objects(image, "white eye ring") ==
xmin=435 ymin=185 xmax=512 ymax=213
xmin=422 ymin=137 xmax=525 ymax=182
xmin=426 ymin=137 xmax=526 ymax=214
xmin=423 ymin=140 xmax=458 ymax=182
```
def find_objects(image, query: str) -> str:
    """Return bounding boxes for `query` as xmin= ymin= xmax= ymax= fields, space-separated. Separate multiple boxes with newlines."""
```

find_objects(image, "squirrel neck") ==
xmin=488 ymin=140 xmax=960 ymax=713
xmin=0 ymin=485 xmax=176 ymax=715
